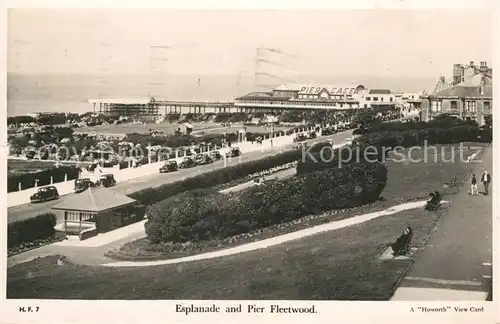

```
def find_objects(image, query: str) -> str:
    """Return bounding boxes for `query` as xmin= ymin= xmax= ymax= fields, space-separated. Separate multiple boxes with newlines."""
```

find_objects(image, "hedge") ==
xmin=8 ymin=165 xmax=81 ymax=193
xmin=352 ymin=115 xmax=480 ymax=135
xmin=298 ymin=125 xmax=492 ymax=174
xmin=8 ymin=213 xmax=57 ymax=248
xmin=128 ymin=141 xmax=334 ymax=206
xmin=145 ymin=161 xmax=387 ymax=244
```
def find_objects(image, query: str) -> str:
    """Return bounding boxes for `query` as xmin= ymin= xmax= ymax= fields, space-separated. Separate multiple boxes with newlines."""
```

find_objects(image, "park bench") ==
xmin=425 ymin=191 xmax=443 ymax=211
xmin=391 ymin=227 xmax=413 ymax=256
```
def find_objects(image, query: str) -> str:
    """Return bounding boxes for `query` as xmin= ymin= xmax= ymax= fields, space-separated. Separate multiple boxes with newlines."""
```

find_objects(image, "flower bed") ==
xmin=144 ymin=161 xmax=387 ymax=244
xmin=8 ymin=231 xmax=66 ymax=257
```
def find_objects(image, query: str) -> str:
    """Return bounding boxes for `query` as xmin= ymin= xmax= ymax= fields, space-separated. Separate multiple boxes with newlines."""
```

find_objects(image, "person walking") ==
xmin=471 ymin=174 xmax=479 ymax=196
xmin=481 ymin=170 xmax=491 ymax=195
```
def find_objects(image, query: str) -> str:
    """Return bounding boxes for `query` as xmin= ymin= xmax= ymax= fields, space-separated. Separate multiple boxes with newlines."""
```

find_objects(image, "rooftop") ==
xmin=88 ymin=98 xmax=153 ymax=105
xmin=432 ymin=85 xmax=492 ymax=98
xmin=368 ymin=89 xmax=392 ymax=95
xmin=52 ymin=188 xmax=136 ymax=213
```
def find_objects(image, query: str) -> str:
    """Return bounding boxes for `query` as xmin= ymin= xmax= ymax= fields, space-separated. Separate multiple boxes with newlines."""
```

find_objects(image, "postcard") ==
xmin=1 ymin=2 xmax=498 ymax=324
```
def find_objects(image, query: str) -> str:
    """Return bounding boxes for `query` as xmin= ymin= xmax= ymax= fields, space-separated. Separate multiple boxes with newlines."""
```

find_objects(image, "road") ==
xmin=8 ymin=130 xmax=353 ymax=224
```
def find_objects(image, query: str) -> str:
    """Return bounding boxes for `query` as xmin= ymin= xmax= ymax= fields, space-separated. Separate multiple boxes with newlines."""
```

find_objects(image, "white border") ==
xmin=1 ymin=2 xmax=499 ymax=324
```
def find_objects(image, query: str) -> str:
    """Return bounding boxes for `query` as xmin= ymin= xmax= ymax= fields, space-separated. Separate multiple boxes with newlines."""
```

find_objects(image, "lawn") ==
xmin=6 ymin=206 xmax=445 ymax=300
xmin=5 ymin=144 xmax=475 ymax=300
xmin=75 ymin=122 xmax=228 ymax=135
xmin=105 ymin=144 xmax=475 ymax=261
xmin=7 ymin=159 xmax=84 ymax=175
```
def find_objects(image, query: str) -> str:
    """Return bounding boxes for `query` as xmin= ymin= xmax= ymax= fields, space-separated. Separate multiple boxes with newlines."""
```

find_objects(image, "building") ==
xmin=88 ymin=98 xmax=161 ymax=116
xmin=177 ymin=122 xmax=194 ymax=135
xmin=452 ymin=61 xmax=492 ymax=86
xmin=52 ymin=188 xmax=141 ymax=237
xmin=421 ymin=70 xmax=492 ymax=125
xmin=235 ymin=84 xmax=376 ymax=113
xmin=357 ymin=89 xmax=396 ymax=109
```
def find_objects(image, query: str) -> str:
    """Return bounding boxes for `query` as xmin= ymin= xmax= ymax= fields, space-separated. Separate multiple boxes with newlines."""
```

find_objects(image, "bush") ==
xmin=129 ymin=141 xmax=333 ymax=206
xmin=8 ymin=165 xmax=81 ymax=192
xmin=8 ymin=213 xmax=57 ymax=248
xmin=300 ymin=125 xmax=491 ymax=175
xmin=145 ymin=161 xmax=387 ymax=244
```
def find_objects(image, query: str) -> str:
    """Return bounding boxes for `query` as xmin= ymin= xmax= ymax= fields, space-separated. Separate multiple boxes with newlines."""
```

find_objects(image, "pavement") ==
xmin=7 ymin=130 xmax=354 ymax=224
xmin=391 ymin=145 xmax=492 ymax=301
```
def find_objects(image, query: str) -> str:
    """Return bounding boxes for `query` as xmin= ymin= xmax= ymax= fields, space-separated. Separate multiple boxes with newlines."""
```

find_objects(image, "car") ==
xmin=305 ymin=131 xmax=317 ymax=139
xmin=98 ymin=174 xmax=116 ymax=187
xmin=159 ymin=160 xmax=179 ymax=173
xmin=30 ymin=186 xmax=60 ymax=203
xmin=194 ymin=154 xmax=213 ymax=165
xmin=74 ymin=178 xmax=96 ymax=193
xmin=179 ymin=157 xmax=195 ymax=169
xmin=209 ymin=150 xmax=222 ymax=160
xmin=293 ymin=134 xmax=307 ymax=142
xmin=225 ymin=147 xmax=241 ymax=158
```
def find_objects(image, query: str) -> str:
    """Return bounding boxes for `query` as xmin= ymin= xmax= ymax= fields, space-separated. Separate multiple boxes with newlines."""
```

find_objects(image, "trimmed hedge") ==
xmin=145 ymin=161 xmax=387 ymax=244
xmin=8 ymin=213 xmax=57 ymax=248
xmin=8 ymin=166 xmax=81 ymax=193
xmin=298 ymin=125 xmax=491 ymax=174
xmin=128 ymin=141 xmax=333 ymax=206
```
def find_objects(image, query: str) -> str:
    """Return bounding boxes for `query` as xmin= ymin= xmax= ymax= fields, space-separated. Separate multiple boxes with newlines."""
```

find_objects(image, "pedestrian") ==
xmin=470 ymin=174 xmax=479 ymax=196
xmin=481 ymin=170 xmax=491 ymax=195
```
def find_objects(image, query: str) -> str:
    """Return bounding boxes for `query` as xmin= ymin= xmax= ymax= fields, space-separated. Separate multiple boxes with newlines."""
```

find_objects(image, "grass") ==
xmin=76 ymin=122 xmax=295 ymax=136
xmin=7 ymin=206 xmax=445 ymax=300
xmin=5 ymin=144 xmax=476 ymax=300
xmin=75 ymin=122 xmax=226 ymax=135
xmin=106 ymin=144 xmax=475 ymax=261
xmin=7 ymin=159 xmax=84 ymax=175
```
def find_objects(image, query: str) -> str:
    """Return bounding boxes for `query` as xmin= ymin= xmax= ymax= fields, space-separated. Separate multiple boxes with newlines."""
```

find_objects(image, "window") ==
xmin=365 ymin=97 xmax=371 ymax=101
xmin=390 ymin=97 xmax=393 ymax=102
xmin=373 ymin=97 xmax=379 ymax=101
xmin=484 ymin=101 xmax=491 ymax=110
xmin=450 ymin=101 xmax=458 ymax=110
xmin=364 ymin=104 xmax=368 ymax=108
xmin=466 ymin=101 xmax=477 ymax=113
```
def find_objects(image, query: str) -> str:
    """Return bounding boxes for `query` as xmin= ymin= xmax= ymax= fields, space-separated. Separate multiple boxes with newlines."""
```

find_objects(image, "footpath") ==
xmin=7 ymin=200 xmax=430 ymax=268
xmin=391 ymin=146 xmax=492 ymax=301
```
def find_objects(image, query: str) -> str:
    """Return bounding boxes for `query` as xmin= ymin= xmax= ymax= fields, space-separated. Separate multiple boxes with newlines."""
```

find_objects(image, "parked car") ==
xmin=179 ymin=157 xmax=195 ymax=169
xmin=293 ymin=134 xmax=307 ymax=142
xmin=225 ymin=147 xmax=241 ymax=158
xmin=209 ymin=150 xmax=222 ymax=160
xmin=194 ymin=154 xmax=213 ymax=165
xmin=30 ymin=186 xmax=60 ymax=203
xmin=159 ymin=160 xmax=179 ymax=173
xmin=74 ymin=178 xmax=96 ymax=193
xmin=305 ymin=131 xmax=317 ymax=139
xmin=98 ymin=174 xmax=116 ymax=187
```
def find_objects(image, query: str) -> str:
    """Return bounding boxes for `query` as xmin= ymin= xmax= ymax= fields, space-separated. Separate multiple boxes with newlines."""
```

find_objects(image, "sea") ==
xmin=7 ymin=73 xmax=438 ymax=117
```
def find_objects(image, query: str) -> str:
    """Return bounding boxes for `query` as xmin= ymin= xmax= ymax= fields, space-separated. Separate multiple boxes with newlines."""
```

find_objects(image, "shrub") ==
xmin=300 ymin=125 xmax=491 ymax=175
xmin=8 ymin=213 xmax=57 ymax=248
xmin=145 ymin=161 xmax=387 ymax=244
xmin=8 ymin=165 xmax=81 ymax=193
xmin=129 ymin=141 xmax=333 ymax=206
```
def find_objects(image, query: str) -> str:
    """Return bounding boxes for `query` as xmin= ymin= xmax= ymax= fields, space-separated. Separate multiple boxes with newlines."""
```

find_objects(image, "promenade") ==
xmin=391 ymin=146 xmax=492 ymax=300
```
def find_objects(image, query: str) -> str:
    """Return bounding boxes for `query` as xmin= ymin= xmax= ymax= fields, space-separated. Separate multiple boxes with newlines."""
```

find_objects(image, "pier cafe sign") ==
xmin=298 ymin=86 xmax=358 ymax=96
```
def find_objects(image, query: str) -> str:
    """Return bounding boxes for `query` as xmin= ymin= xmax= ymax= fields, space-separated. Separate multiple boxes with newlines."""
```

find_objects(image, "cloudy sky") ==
xmin=7 ymin=9 xmax=493 ymax=77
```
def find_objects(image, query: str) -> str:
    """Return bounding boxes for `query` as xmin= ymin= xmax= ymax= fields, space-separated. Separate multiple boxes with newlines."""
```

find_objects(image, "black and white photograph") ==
xmin=1 ymin=4 xmax=497 ymax=323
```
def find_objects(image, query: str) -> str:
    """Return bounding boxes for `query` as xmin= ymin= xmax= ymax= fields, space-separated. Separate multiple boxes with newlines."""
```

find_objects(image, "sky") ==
xmin=7 ymin=9 xmax=493 ymax=77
